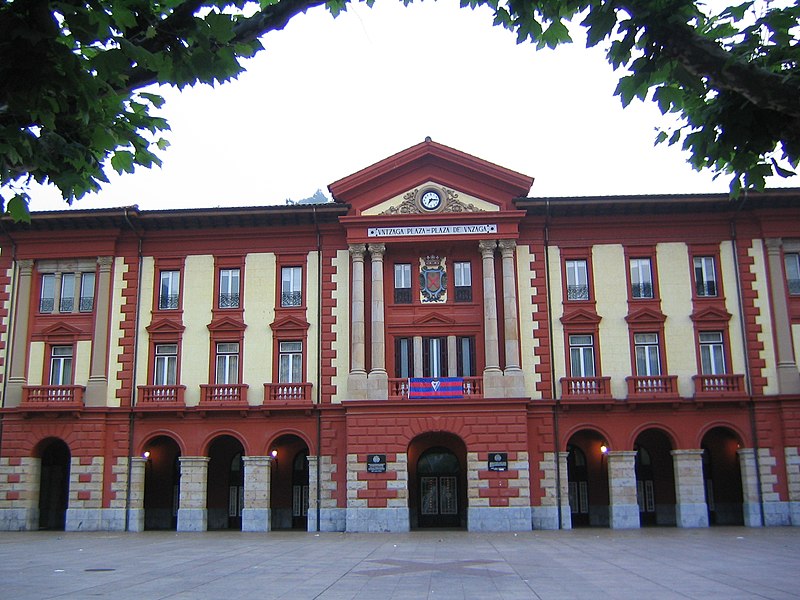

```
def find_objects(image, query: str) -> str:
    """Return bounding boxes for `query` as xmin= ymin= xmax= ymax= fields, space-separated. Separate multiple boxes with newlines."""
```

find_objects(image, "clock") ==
xmin=419 ymin=189 xmax=442 ymax=211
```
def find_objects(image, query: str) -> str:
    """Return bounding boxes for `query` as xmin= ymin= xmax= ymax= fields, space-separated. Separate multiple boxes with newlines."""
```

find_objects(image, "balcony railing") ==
xmin=693 ymin=374 xmax=745 ymax=396
xmin=389 ymin=377 xmax=483 ymax=400
xmin=567 ymin=285 xmax=589 ymax=300
xmin=560 ymin=377 xmax=612 ymax=398
xmin=200 ymin=384 xmax=248 ymax=405
xmin=788 ymin=278 xmax=800 ymax=295
xmin=264 ymin=382 xmax=312 ymax=403
xmin=137 ymin=385 xmax=186 ymax=405
xmin=21 ymin=385 xmax=85 ymax=407
xmin=626 ymin=375 xmax=679 ymax=397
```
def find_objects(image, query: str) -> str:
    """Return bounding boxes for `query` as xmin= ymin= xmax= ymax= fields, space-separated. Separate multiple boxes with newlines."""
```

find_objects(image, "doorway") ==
xmin=37 ymin=439 xmax=70 ymax=531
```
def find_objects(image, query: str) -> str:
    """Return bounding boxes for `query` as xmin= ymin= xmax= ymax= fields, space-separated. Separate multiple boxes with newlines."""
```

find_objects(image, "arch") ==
xmin=561 ymin=423 xmax=615 ymax=451
xmin=269 ymin=433 xmax=310 ymax=530
xmin=139 ymin=430 xmax=187 ymax=456
xmin=627 ymin=422 xmax=679 ymax=451
xmin=404 ymin=416 xmax=472 ymax=446
xmin=200 ymin=429 xmax=249 ymax=457
xmin=696 ymin=421 xmax=746 ymax=449
xmin=408 ymin=431 xmax=467 ymax=530
xmin=700 ymin=426 xmax=744 ymax=526
xmin=566 ymin=429 xmax=610 ymax=528
xmin=264 ymin=428 xmax=315 ymax=456
xmin=206 ymin=434 xmax=246 ymax=530
xmin=633 ymin=427 xmax=676 ymax=527
xmin=142 ymin=435 xmax=182 ymax=530
xmin=37 ymin=438 xmax=70 ymax=531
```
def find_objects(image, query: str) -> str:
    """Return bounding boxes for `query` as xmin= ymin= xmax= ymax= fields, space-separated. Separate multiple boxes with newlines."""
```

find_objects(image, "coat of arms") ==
xmin=420 ymin=255 xmax=447 ymax=303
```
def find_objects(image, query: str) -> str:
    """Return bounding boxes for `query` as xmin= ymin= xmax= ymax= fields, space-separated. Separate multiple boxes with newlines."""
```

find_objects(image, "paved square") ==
xmin=1 ymin=527 xmax=798 ymax=599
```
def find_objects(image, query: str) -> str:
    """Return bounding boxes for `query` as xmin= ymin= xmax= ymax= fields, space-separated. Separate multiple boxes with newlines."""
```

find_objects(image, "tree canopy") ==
xmin=1 ymin=0 xmax=798 ymax=219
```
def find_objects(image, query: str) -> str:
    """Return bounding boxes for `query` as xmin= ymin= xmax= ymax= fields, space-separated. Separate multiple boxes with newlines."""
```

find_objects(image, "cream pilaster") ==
xmin=177 ymin=456 xmax=210 ymax=531
xmin=85 ymin=256 xmax=114 ymax=406
xmin=499 ymin=239 xmax=524 ymax=396
xmin=413 ymin=336 xmax=423 ymax=377
xmin=347 ymin=244 xmax=367 ymax=400
xmin=447 ymin=335 xmax=457 ymax=377
xmin=671 ymin=449 xmax=709 ymax=528
xmin=765 ymin=239 xmax=800 ymax=393
xmin=367 ymin=243 xmax=388 ymax=400
xmin=5 ymin=259 xmax=34 ymax=407
xmin=607 ymin=450 xmax=640 ymax=529
xmin=479 ymin=240 xmax=503 ymax=397
xmin=242 ymin=456 xmax=272 ymax=532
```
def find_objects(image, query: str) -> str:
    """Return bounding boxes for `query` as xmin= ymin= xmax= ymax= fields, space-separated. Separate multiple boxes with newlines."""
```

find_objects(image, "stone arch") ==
xmin=264 ymin=428 xmax=314 ymax=456
xmin=200 ymin=429 xmax=249 ymax=457
xmin=139 ymin=429 xmax=187 ymax=456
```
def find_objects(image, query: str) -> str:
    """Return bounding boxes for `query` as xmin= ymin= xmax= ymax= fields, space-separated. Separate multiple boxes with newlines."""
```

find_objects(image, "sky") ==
xmin=21 ymin=0 xmax=791 ymax=213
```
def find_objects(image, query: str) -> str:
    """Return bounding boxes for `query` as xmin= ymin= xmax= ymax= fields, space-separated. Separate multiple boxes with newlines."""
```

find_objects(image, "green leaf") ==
xmin=6 ymin=195 xmax=31 ymax=223
xmin=111 ymin=150 xmax=135 ymax=174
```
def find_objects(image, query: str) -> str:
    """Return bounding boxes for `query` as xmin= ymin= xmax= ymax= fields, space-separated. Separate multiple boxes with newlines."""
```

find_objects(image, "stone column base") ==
xmin=762 ymin=501 xmax=791 ymax=526
xmin=177 ymin=508 xmax=207 ymax=532
xmin=789 ymin=502 xmax=800 ymax=526
xmin=345 ymin=507 xmax=409 ymax=532
xmin=0 ymin=508 xmax=38 ymax=531
xmin=127 ymin=508 xmax=144 ymax=532
xmin=241 ymin=508 xmax=271 ymax=532
xmin=676 ymin=502 xmax=709 ymax=528
xmin=482 ymin=370 xmax=505 ymax=398
xmin=468 ymin=506 xmax=531 ymax=532
xmin=307 ymin=508 xmax=346 ymax=532
xmin=366 ymin=371 xmax=388 ymax=400
xmin=609 ymin=504 xmax=640 ymax=529
xmin=531 ymin=505 xmax=571 ymax=530
xmin=66 ymin=508 xmax=129 ymax=531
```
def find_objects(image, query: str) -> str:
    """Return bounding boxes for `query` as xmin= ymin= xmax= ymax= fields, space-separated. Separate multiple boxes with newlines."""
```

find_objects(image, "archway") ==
xmin=566 ymin=430 xmax=609 ymax=527
xmin=633 ymin=428 xmax=676 ymax=526
xmin=701 ymin=427 xmax=744 ymax=525
xmin=269 ymin=434 xmax=309 ymax=530
xmin=36 ymin=438 xmax=70 ymax=531
xmin=143 ymin=436 xmax=181 ymax=530
xmin=206 ymin=435 xmax=245 ymax=530
xmin=408 ymin=432 xmax=467 ymax=529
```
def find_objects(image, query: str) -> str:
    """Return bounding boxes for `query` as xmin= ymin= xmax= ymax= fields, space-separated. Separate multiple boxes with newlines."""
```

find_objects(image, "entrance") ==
xmin=143 ymin=436 xmax=181 ymax=530
xmin=206 ymin=435 xmax=245 ymax=530
xmin=418 ymin=448 xmax=460 ymax=528
xmin=701 ymin=427 xmax=744 ymax=525
xmin=270 ymin=434 xmax=309 ymax=530
xmin=37 ymin=438 xmax=70 ymax=531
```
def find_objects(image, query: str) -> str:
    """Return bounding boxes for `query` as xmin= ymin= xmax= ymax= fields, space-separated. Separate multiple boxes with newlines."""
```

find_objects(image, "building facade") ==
xmin=1 ymin=139 xmax=799 ymax=532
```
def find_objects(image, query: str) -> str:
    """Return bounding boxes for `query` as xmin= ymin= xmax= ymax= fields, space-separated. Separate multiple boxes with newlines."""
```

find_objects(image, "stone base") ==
xmin=468 ymin=506 xmax=532 ymax=532
xmin=482 ymin=370 xmax=505 ymax=399
xmin=763 ymin=501 xmax=791 ymax=526
xmin=347 ymin=372 xmax=368 ymax=400
xmin=609 ymin=504 xmax=640 ymax=529
xmin=790 ymin=502 xmax=800 ymax=526
xmin=177 ymin=508 xmax=207 ymax=532
xmin=676 ymin=502 xmax=709 ymax=528
xmin=531 ymin=505 xmax=570 ymax=530
xmin=0 ymin=508 xmax=37 ymax=531
xmin=366 ymin=371 xmax=388 ymax=400
xmin=308 ymin=508 xmax=346 ymax=532
xmin=66 ymin=508 xmax=128 ymax=531
xmin=241 ymin=508 xmax=271 ymax=532
xmin=127 ymin=508 xmax=144 ymax=532
xmin=345 ymin=507 xmax=409 ymax=532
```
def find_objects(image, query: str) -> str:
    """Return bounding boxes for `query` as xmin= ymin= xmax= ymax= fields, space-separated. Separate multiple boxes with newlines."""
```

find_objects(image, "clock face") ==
xmin=420 ymin=190 xmax=442 ymax=211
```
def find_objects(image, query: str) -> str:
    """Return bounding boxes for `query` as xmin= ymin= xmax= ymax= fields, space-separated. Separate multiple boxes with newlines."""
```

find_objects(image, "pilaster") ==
xmin=5 ymin=259 xmax=33 ymax=407
xmin=347 ymin=244 xmax=367 ymax=399
xmin=764 ymin=239 xmax=800 ymax=393
xmin=607 ymin=450 xmax=640 ymax=529
xmin=242 ymin=455 xmax=271 ymax=532
xmin=479 ymin=240 xmax=503 ymax=397
xmin=85 ymin=256 xmax=114 ymax=406
xmin=367 ymin=243 xmax=388 ymax=400
xmin=671 ymin=449 xmax=709 ymax=528
xmin=177 ymin=456 xmax=210 ymax=532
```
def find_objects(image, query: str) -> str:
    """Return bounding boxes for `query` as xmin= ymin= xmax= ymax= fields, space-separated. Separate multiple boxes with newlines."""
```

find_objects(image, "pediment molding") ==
xmin=207 ymin=316 xmax=247 ymax=333
xmin=412 ymin=312 xmax=457 ymax=326
xmin=560 ymin=308 xmax=602 ymax=325
xmin=270 ymin=315 xmax=310 ymax=333
xmin=625 ymin=307 xmax=667 ymax=325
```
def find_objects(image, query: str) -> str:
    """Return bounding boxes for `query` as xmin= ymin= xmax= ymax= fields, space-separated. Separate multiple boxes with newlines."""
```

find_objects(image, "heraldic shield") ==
xmin=420 ymin=255 xmax=447 ymax=303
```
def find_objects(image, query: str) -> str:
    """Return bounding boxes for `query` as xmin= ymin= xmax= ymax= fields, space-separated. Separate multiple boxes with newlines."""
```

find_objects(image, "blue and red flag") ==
xmin=408 ymin=378 xmax=463 ymax=399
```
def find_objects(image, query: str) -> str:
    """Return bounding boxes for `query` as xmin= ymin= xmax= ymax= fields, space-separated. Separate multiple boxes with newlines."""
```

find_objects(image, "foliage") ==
xmin=1 ymin=0 xmax=798 ymax=220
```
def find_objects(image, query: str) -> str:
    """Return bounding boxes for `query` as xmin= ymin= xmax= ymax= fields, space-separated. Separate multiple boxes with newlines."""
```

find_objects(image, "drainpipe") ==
xmin=543 ymin=199 xmax=562 ymax=529
xmin=730 ymin=205 xmax=765 ymax=527
xmin=312 ymin=206 xmax=322 ymax=532
xmin=123 ymin=208 xmax=144 ymax=532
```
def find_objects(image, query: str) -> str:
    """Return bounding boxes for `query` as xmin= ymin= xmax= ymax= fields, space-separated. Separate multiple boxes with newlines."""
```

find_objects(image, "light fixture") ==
xmin=600 ymin=444 xmax=608 ymax=454
xmin=143 ymin=451 xmax=151 ymax=459
xmin=271 ymin=449 xmax=278 ymax=458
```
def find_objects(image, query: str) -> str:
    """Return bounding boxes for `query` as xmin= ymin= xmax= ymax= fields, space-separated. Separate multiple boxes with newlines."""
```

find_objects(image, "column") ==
xmin=479 ymin=240 xmax=503 ymax=398
xmin=241 ymin=456 xmax=272 ymax=532
xmin=671 ymin=449 xmax=709 ymax=528
xmin=413 ymin=336 xmax=423 ymax=377
xmin=499 ymin=239 xmax=525 ymax=396
xmin=765 ymin=239 xmax=800 ymax=393
xmin=127 ymin=457 xmax=146 ymax=532
xmin=367 ymin=243 xmax=388 ymax=400
xmin=5 ymin=260 xmax=34 ymax=407
xmin=85 ymin=257 xmax=114 ymax=406
xmin=347 ymin=244 xmax=367 ymax=400
xmin=447 ymin=335 xmax=457 ymax=377
xmin=177 ymin=456 xmax=210 ymax=532
xmin=607 ymin=450 xmax=640 ymax=529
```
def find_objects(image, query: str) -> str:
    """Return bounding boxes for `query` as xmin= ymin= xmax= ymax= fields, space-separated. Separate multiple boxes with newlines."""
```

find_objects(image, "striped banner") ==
xmin=408 ymin=378 xmax=463 ymax=399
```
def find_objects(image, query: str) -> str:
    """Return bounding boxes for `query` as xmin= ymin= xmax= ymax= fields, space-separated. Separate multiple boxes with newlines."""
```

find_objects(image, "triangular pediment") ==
xmin=691 ymin=306 xmax=732 ymax=323
xmin=412 ymin=312 xmax=457 ymax=327
xmin=146 ymin=318 xmax=186 ymax=334
xmin=560 ymin=308 xmax=602 ymax=325
xmin=328 ymin=138 xmax=533 ymax=216
xmin=625 ymin=307 xmax=666 ymax=325
xmin=40 ymin=321 xmax=83 ymax=336
xmin=270 ymin=315 xmax=310 ymax=332
xmin=207 ymin=316 xmax=247 ymax=333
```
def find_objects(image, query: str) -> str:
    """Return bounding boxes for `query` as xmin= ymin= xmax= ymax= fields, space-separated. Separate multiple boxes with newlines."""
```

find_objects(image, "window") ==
xmin=215 ymin=342 xmax=239 ymax=384
xmin=693 ymin=256 xmax=717 ymax=297
xmin=395 ymin=337 xmax=414 ymax=378
xmin=394 ymin=264 xmax=412 ymax=304
xmin=281 ymin=267 xmax=302 ymax=307
xmin=159 ymin=271 xmax=180 ymax=310
xmin=422 ymin=337 xmax=447 ymax=378
xmin=79 ymin=272 xmax=95 ymax=312
xmin=634 ymin=333 xmax=661 ymax=376
xmin=154 ymin=344 xmax=178 ymax=385
xmin=630 ymin=258 xmax=653 ymax=299
xmin=566 ymin=260 xmax=589 ymax=300
xmin=219 ymin=268 xmax=240 ymax=308
xmin=569 ymin=334 xmax=595 ymax=378
xmin=40 ymin=274 xmax=55 ymax=313
xmin=456 ymin=336 xmax=475 ymax=377
xmin=699 ymin=332 xmax=726 ymax=375
xmin=49 ymin=346 xmax=73 ymax=386
xmin=59 ymin=273 xmax=75 ymax=312
xmin=279 ymin=341 xmax=303 ymax=383
xmin=454 ymin=262 xmax=472 ymax=302
xmin=785 ymin=253 xmax=800 ymax=295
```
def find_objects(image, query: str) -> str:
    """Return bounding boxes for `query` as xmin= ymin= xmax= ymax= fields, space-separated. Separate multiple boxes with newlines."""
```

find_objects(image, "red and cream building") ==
xmin=1 ymin=139 xmax=799 ymax=532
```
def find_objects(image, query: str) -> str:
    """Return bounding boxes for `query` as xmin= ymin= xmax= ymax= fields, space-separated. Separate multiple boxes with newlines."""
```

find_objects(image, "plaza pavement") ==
xmin=1 ymin=527 xmax=798 ymax=599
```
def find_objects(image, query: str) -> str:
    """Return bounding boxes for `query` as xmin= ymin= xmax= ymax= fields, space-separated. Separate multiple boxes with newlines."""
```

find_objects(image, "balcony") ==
xmin=200 ymin=384 xmax=248 ymax=406
xmin=21 ymin=385 xmax=85 ymax=408
xmin=560 ymin=377 xmax=612 ymax=399
xmin=264 ymin=382 xmax=312 ymax=404
xmin=389 ymin=377 xmax=483 ymax=400
xmin=693 ymin=374 xmax=745 ymax=397
xmin=626 ymin=375 xmax=679 ymax=397
xmin=137 ymin=385 xmax=186 ymax=406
